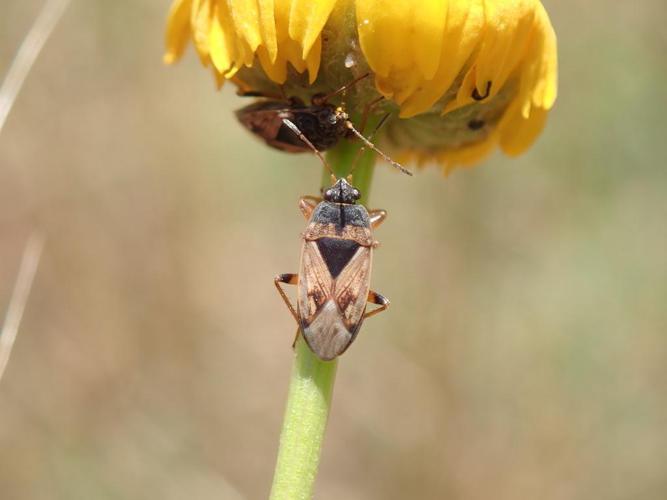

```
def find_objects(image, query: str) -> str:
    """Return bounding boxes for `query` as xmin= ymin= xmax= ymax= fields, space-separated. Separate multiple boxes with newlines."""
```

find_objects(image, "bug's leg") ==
xmin=299 ymin=196 xmax=320 ymax=220
xmin=235 ymin=82 xmax=286 ymax=100
xmin=236 ymin=88 xmax=277 ymax=99
xmin=363 ymin=290 xmax=390 ymax=320
xmin=358 ymin=96 xmax=385 ymax=135
xmin=281 ymin=118 xmax=334 ymax=176
xmin=312 ymin=72 xmax=371 ymax=106
xmin=274 ymin=273 xmax=299 ymax=323
xmin=368 ymin=209 xmax=387 ymax=229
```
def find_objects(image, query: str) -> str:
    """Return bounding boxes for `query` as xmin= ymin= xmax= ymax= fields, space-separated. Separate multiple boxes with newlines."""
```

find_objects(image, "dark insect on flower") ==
xmin=235 ymin=94 xmax=349 ymax=153
xmin=235 ymin=74 xmax=412 ymax=176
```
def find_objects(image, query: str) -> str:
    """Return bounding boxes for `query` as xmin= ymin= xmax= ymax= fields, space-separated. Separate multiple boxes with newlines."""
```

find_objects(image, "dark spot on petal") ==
xmin=472 ymin=81 xmax=492 ymax=101
xmin=468 ymin=119 xmax=485 ymax=130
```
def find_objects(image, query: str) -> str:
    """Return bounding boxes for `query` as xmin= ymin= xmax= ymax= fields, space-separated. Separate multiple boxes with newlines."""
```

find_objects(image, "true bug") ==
xmin=274 ymin=175 xmax=391 ymax=360
xmin=235 ymin=73 xmax=413 ymax=176
xmin=272 ymin=118 xmax=410 ymax=360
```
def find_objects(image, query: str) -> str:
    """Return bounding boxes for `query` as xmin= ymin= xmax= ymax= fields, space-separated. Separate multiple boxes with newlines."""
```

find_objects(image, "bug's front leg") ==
xmin=368 ymin=209 xmax=387 ymax=229
xmin=363 ymin=290 xmax=390 ymax=320
xmin=299 ymin=196 xmax=320 ymax=220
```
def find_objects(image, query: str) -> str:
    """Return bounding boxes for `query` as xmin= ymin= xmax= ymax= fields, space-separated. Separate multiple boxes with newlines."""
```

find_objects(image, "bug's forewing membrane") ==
xmin=236 ymin=108 xmax=284 ymax=139
xmin=333 ymin=246 xmax=372 ymax=331
xmin=298 ymin=240 xmax=370 ymax=360
xmin=297 ymin=241 xmax=333 ymax=325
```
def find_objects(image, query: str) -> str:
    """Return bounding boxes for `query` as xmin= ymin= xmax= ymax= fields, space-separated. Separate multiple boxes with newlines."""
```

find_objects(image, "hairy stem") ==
xmin=269 ymin=134 xmax=376 ymax=500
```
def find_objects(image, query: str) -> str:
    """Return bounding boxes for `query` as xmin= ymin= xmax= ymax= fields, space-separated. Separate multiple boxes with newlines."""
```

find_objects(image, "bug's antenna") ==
xmin=345 ymin=121 xmax=413 ymax=176
xmin=348 ymin=112 xmax=392 ymax=177
xmin=282 ymin=118 xmax=336 ymax=178
xmin=313 ymin=73 xmax=371 ymax=106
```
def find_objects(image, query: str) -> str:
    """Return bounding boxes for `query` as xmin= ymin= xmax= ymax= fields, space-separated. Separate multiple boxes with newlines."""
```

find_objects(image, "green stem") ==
xmin=269 ymin=130 xmax=377 ymax=500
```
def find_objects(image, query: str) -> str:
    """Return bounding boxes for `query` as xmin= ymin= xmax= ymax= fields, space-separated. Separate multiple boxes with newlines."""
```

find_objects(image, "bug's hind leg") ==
xmin=274 ymin=273 xmax=299 ymax=323
xmin=274 ymin=274 xmax=305 ymax=350
xmin=299 ymin=196 xmax=320 ymax=220
xmin=363 ymin=290 xmax=390 ymax=320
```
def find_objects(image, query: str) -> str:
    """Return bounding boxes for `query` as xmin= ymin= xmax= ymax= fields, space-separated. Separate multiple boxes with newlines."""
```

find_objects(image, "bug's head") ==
xmin=312 ymin=101 xmax=348 ymax=130
xmin=324 ymin=178 xmax=361 ymax=204
xmin=333 ymin=106 xmax=348 ymax=122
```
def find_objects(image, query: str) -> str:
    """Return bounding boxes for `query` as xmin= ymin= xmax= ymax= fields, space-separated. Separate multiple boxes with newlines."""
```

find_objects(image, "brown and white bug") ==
xmin=272 ymin=113 xmax=411 ymax=359
xmin=274 ymin=176 xmax=391 ymax=360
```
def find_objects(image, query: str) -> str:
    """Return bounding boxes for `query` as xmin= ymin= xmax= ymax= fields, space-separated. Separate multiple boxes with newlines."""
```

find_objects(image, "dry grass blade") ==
xmin=0 ymin=233 xmax=45 ymax=382
xmin=0 ymin=0 xmax=71 ymax=137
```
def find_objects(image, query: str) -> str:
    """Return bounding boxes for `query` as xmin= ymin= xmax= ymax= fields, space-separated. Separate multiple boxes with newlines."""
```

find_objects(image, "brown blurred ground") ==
xmin=1 ymin=1 xmax=666 ymax=499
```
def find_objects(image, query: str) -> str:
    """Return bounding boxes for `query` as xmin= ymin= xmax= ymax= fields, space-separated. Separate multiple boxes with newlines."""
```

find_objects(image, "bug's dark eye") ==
xmin=325 ymin=189 xmax=334 ymax=198
xmin=328 ymin=115 xmax=337 ymax=124
xmin=352 ymin=189 xmax=360 ymax=198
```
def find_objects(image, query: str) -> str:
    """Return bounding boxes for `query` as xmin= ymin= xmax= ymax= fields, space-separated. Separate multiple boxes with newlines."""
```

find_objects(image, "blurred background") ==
xmin=1 ymin=1 xmax=666 ymax=499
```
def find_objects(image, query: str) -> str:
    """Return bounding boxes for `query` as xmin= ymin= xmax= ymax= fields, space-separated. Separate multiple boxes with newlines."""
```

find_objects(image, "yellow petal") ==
xmin=400 ymin=0 xmax=484 ymax=117
xmin=208 ymin=3 xmax=231 ymax=73
xmin=305 ymin=36 xmax=322 ymax=83
xmin=258 ymin=0 xmax=278 ymax=63
xmin=273 ymin=0 xmax=291 ymax=42
xmin=164 ymin=0 xmax=193 ymax=64
xmin=473 ymin=0 xmax=537 ymax=100
xmin=190 ymin=0 xmax=212 ymax=61
xmin=498 ymin=99 xmax=548 ymax=156
xmin=526 ymin=2 xmax=558 ymax=110
xmin=257 ymin=46 xmax=287 ymax=82
xmin=288 ymin=0 xmax=337 ymax=59
xmin=227 ymin=0 xmax=263 ymax=54
xmin=359 ymin=0 xmax=487 ymax=118
xmin=356 ymin=0 xmax=412 ymax=79
xmin=441 ymin=65 xmax=479 ymax=115
xmin=438 ymin=134 xmax=497 ymax=173
xmin=411 ymin=1 xmax=448 ymax=81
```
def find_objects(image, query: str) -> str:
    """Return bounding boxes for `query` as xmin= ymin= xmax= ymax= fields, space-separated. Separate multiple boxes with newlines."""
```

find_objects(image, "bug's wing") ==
xmin=298 ymin=241 xmax=353 ymax=360
xmin=235 ymin=106 xmax=285 ymax=139
xmin=333 ymin=246 xmax=372 ymax=331
xmin=297 ymin=241 xmax=334 ymax=326
xmin=235 ymin=103 xmax=309 ymax=153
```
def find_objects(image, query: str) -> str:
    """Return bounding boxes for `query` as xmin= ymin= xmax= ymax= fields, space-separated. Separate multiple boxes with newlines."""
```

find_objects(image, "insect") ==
xmin=272 ymin=116 xmax=411 ymax=359
xmin=274 ymin=175 xmax=391 ymax=360
xmin=235 ymin=74 xmax=413 ymax=176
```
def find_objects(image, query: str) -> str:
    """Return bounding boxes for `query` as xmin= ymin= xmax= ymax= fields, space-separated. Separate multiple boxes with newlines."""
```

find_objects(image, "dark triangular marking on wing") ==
xmin=316 ymin=238 xmax=360 ymax=278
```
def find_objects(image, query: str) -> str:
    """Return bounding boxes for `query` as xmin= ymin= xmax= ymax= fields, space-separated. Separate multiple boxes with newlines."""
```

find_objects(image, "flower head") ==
xmin=165 ymin=0 xmax=558 ymax=172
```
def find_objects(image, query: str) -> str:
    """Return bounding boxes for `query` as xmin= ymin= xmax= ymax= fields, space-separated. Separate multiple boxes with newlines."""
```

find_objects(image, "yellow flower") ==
xmin=164 ymin=0 xmax=558 ymax=172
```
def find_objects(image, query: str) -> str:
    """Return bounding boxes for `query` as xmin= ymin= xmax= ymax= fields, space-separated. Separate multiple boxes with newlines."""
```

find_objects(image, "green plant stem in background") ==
xmin=269 ymin=133 xmax=377 ymax=500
